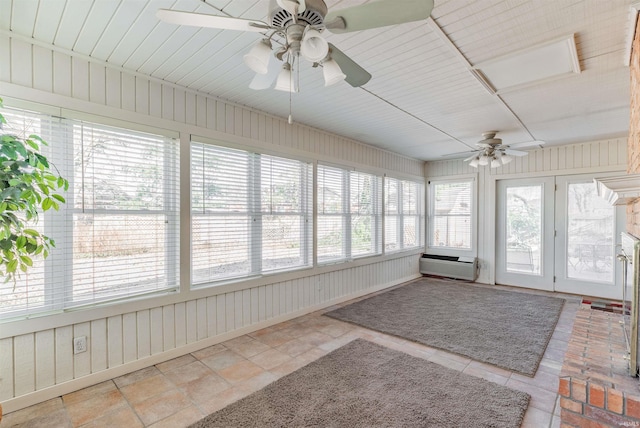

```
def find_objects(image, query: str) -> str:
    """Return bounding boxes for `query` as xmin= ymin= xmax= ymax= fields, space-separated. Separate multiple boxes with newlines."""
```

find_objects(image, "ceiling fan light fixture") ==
xmin=300 ymin=28 xmax=329 ymax=62
xmin=478 ymin=154 xmax=490 ymax=166
xmin=468 ymin=157 xmax=480 ymax=168
xmin=501 ymin=154 xmax=513 ymax=165
xmin=274 ymin=63 xmax=297 ymax=92
xmin=491 ymin=157 xmax=502 ymax=168
xmin=243 ymin=39 xmax=273 ymax=74
xmin=322 ymin=58 xmax=346 ymax=86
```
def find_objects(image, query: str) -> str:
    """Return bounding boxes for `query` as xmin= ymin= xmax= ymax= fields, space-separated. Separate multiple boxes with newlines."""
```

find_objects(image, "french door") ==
xmin=496 ymin=174 xmax=623 ymax=299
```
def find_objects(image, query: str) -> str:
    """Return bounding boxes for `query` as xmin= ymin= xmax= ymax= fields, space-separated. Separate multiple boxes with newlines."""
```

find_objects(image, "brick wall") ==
xmin=628 ymin=17 xmax=640 ymax=236
xmin=559 ymin=305 xmax=640 ymax=427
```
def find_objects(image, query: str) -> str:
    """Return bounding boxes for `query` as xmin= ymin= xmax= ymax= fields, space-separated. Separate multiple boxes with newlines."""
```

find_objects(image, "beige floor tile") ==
xmin=65 ymin=389 xmax=128 ymax=427
xmin=155 ymin=354 xmax=197 ymax=374
xmin=296 ymin=331 xmax=334 ymax=347
xmin=162 ymin=361 xmax=215 ymax=387
xmin=198 ymin=386 xmax=248 ymax=415
xmin=223 ymin=338 xmax=271 ymax=358
xmin=217 ymin=359 xmax=265 ymax=384
xmin=268 ymin=357 xmax=310 ymax=378
xmin=2 ymin=406 xmax=71 ymax=428
xmin=521 ymin=406 xmax=553 ymax=428
xmin=462 ymin=363 xmax=510 ymax=385
xmin=178 ymin=373 xmax=230 ymax=404
xmin=62 ymin=381 xmax=117 ymax=406
xmin=113 ymin=366 xmax=163 ymax=388
xmin=147 ymin=405 xmax=203 ymax=428
xmin=252 ymin=330 xmax=294 ymax=347
xmin=119 ymin=374 xmax=176 ymax=404
xmin=79 ymin=406 xmax=143 ymax=428
xmin=275 ymin=338 xmax=315 ymax=357
xmin=1 ymin=398 xmax=66 ymax=426
xmin=131 ymin=390 xmax=191 ymax=426
xmin=191 ymin=344 xmax=226 ymax=360
xmin=199 ymin=349 xmax=246 ymax=371
xmin=505 ymin=378 xmax=558 ymax=413
xmin=249 ymin=348 xmax=292 ymax=370
xmin=427 ymin=351 xmax=470 ymax=372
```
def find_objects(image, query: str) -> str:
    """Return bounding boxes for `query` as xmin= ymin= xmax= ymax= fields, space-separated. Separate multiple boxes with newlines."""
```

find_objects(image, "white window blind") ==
xmin=385 ymin=177 xmax=424 ymax=252
xmin=191 ymin=143 xmax=312 ymax=285
xmin=429 ymin=180 xmax=472 ymax=250
xmin=317 ymin=165 xmax=382 ymax=263
xmin=0 ymin=107 xmax=180 ymax=320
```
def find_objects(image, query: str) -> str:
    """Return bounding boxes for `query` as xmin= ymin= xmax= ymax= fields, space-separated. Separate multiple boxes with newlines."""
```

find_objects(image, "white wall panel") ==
xmin=54 ymin=326 xmax=73 ymax=383
xmin=13 ymin=334 xmax=34 ymax=397
xmin=107 ymin=316 xmax=123 ymax=368
xmin=90 ymin=319 xmax=107 ymax=373
xmin=72 ymin=322 xmax=90 ymax=378
xmin=35 ymin=330 xmax=55 ymax=390
xmin=0 ymin=338 xmax=14 ymax=401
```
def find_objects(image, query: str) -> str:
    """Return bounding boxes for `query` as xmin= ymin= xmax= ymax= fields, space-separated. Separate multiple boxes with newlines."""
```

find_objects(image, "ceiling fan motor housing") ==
xmin=269 ymin=0 xmax=328 ymax=29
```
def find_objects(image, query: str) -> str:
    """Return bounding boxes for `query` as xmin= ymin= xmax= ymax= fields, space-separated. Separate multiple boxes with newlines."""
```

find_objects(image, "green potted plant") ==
xmin=0 ymin=97 xmax=68 ymax=284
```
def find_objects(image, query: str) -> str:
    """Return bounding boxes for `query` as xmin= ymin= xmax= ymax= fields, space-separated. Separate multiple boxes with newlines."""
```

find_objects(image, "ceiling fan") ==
xmin=456 ymin=132 xmax=545 ymax=168
xmin=156 ymin=0 xmax=434 ymax=92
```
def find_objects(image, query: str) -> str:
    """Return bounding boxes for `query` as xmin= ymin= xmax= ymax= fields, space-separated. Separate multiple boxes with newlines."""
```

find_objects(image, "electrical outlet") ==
xmin=73 ymin=336 xmax=87 ymax=354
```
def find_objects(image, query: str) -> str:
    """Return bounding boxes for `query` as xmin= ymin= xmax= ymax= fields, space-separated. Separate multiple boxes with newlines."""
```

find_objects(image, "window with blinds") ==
xmin=317 ymin=165 xmax=382 ymax=263
xmin=385 ymin=177 xmax=424 ymax=252
xmin=429 ymin=179 xmax=472 ymax=250
xmin=191 ymin=142 xmax=312 ymax=285
xmin=0 ymin=107 xmax=180 ymax=320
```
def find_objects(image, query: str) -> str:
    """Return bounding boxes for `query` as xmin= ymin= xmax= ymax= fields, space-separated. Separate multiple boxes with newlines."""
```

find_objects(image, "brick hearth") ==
xmin=560 ymin=303 xmax=640 ymax=426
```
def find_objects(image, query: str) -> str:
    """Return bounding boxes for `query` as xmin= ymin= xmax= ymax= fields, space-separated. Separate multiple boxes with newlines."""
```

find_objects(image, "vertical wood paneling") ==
xmin=73 ymin=322 xmax=91 ymax=378
xmin=251 ymin=287 xmax=260 ymax=322
xmin=174 ymin=89 xmax=186 ymax=123
xmin=272 ymin=283 xmax=281 ymax=316
xmin=107 ymin=316 xmax=123 ymax=368
xmin=71 ymin=58 xmax=89 ymax=101
xmin=105 ymin=68 xmax=121 ymax=108
xmin=122 ymin=312 xmax=137 ymax=363
xmin=32 ymin=45 xmax=53 ymax=92
xmin=162 ymin=85 xmax=174 ymax=120
xmin=196 ymin=298 xmax=208 ymax=341
xmin=135 ymin=76 xmax=149 ymax=115
xmin=234 ymin=291 xmax=243 ymax=328
xmin=265 ymin=284 xmax=273 ymax=320
xmin=150 ymin=307 xmax=164 ymax=355
xmin=206 ymin=97 xmax=216 ymax=129
xmin=55 ymin=326 xmax=73 ymax=383
xmin=89 ymin=63 xmax=106 ymax=104
xmin=206 ymin=297 xmax=217 ymax=337
xmin=162 ymin=304 xmax=176 ymax=351
xmin=216 ymin=101 xmax=226 ymax=133
xmin=0 ymin=338 xmax=14 ymax=400
xmin=0 ymin=36 xmax=11 ymax=83
xmin=216 ymin=294 xmax=226 ymax=334
xmin=14 ymin=334 xmax=36 ymax=396
xmin=174 ymin=302 xmax=187 ymax=347
xmin=35 ymin=330 xmax=55 ymax=390
xmin=149 ymin=81 xmax=162 ymax=118
xmin=185 ymin=91 xmax=196 ymax=125
xmin=90 ymin=319 xmax=107 ymax=373
xmin=185 ymin=300 xmax=197 ymax=344
xmin=197 ymin=95 xmax=207 ymax=127
xmin=136 ymin=310 xmax=151 ymax=358
xmin=121 ymin=73 xmax=136 ymax=112
xmin=225 ymin=104 xmax=234 ymax=133
xmin=10 ymin=39 xmax=33 ymax=88
xmin=225 ymin=293 xmax=235 ymax=331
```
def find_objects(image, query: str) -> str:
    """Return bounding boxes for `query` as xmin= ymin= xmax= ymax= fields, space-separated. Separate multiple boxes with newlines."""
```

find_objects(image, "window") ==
xmin=0 ymin=107 xmax=180 ymax=320
xmin=428 ymin=179 xmax=473 ymax=250
xmin=385 ymin=177 xmax=424 ymax=252
xmin=191 ymin=142 xmax=312 ymax=284
xmin=317 ymin=165 xmax=382 ymax=263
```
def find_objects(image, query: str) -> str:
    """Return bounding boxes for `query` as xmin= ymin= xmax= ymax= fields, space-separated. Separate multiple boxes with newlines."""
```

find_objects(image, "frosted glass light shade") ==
xmin=243 ymin=39 xmax=272 ymax=74
xmin=478 ymin=155 xmax=490 ymax=166
xmin=301 ymin=29 xmax=329 ymax=62
xmin=491 ymin=157 xmax=501 ymax=168
xmin=501 ymin=154 xmax=514 ymax=165
xmin=322 ymin=59 xmax=346 ymax=86
xmin=468 ymin=157 xmax=479 ymax=168
xmin=274 ymin=63 xmax=296 ymax=92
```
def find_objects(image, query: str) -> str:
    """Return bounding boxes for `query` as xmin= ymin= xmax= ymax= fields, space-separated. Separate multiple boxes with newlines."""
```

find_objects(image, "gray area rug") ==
xmin=189 ymin=339 xmax=529 ymax=428
xmin=325 ymin=278 xmax=565 ymax=376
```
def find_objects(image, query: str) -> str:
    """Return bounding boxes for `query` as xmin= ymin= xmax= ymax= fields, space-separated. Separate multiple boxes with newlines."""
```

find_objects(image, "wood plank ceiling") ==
xmin=0 ymin=0 xmax=633 ymax=160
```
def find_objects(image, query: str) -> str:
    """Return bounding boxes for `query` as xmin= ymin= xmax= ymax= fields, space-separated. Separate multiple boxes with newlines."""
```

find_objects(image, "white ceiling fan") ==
xmin=454 ymin=132 xmax=545 ymax=168
xmin=156 ymin=0 xmax=434 ymax=92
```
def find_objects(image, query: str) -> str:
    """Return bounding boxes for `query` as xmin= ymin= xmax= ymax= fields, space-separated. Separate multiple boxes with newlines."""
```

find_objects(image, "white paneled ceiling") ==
xmin=1 ymin=0 xmax=634 ymax=160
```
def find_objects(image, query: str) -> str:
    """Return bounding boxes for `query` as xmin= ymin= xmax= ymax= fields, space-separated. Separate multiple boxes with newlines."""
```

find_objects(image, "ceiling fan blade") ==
xmin=328 ymin=43 xmax=371 ymax=87
xmin=325 ymin=0 xmax=434 ymax=34
xmin=156 ymin=9 xmax=269 ymax=32
xmin=439 ymin=150 xmax=477 ymax=160
xmin=503 ymin=149 xmax=529 ymax=157
xmin=249 ymin=58 xmax=279 ymax=90
xmin=507 ymin=140 xmax=545 ymax=149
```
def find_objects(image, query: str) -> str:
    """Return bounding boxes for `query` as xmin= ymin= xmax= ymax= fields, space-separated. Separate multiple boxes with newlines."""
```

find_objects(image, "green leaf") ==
xmin=23 ymin=229 xmax=40 ymax=237
xmin=20 ymin=255 xmax=33 ymax=267
xmin=16 ymin=235 xmax=26 ymax=249
xmin=7 ymin=259 xmax=18 ymax=273
xmin=42 ymin=197 xmax=53 ymax=211
xmin=52 ymin=194 xmax=66 ymax=203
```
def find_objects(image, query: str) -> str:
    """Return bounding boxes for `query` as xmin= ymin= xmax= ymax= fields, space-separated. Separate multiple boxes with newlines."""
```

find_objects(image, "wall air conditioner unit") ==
xmin=419 ymin=254 xmax=478 ymax=281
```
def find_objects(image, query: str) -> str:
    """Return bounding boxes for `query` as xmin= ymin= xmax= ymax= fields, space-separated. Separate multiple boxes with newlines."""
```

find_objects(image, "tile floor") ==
xmin=1 ymin=281 xmax=581 ymax=428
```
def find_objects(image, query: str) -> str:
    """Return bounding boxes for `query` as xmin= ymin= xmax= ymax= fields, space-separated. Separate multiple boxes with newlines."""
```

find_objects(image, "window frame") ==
xmin=384 ymin=176 xmax=425 ymax=253
xmin=427 ymin=176 xmax=477 ymax=257
xmin=316 ymin=163 xmax=383 ymax=265
xmin=190 ymin=141 xmax=314 ymax=287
